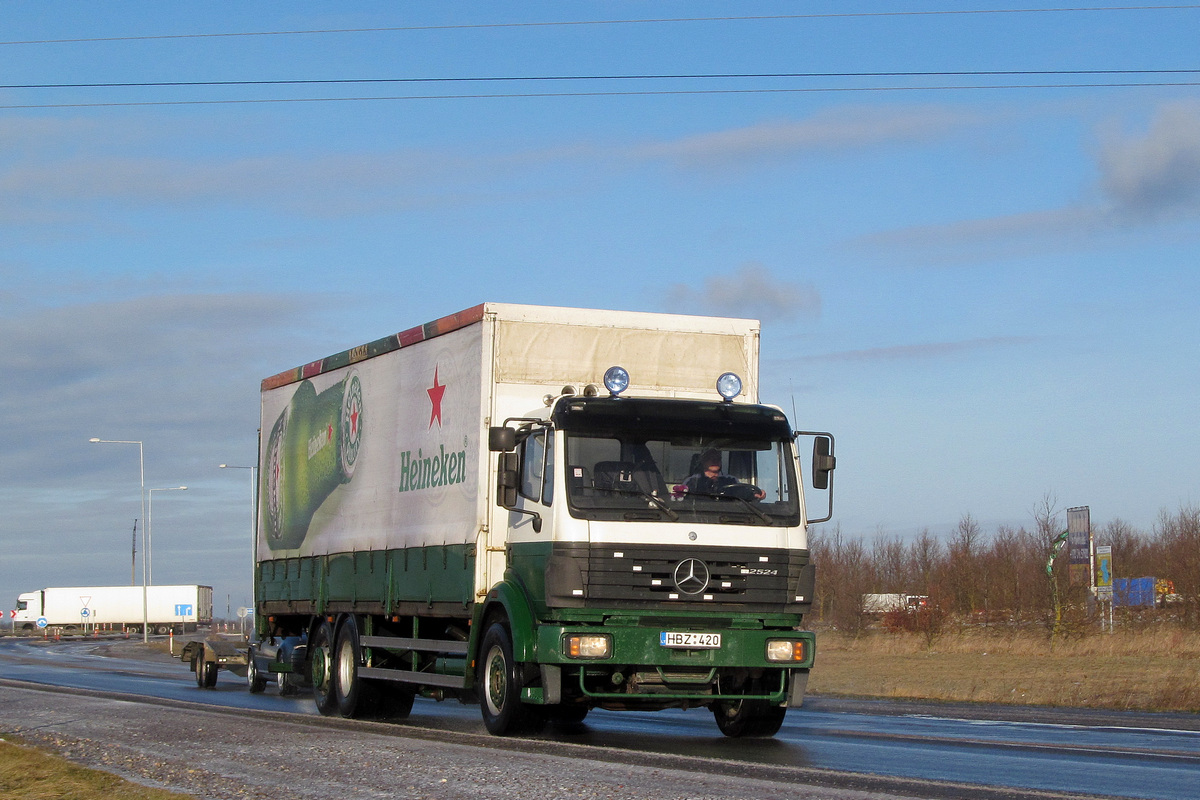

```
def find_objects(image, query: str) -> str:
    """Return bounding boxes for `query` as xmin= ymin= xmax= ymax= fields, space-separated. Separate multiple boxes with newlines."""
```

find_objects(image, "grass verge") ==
xmin=807 ymin=627 xmax=1200 ymax=712
xmin=0 ymin=738 xmax=193 ymax=800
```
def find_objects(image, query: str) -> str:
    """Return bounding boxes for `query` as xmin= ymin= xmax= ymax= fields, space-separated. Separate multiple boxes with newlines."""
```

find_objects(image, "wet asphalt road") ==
xmin=1 ymin=635 xmax=1198 ymax=800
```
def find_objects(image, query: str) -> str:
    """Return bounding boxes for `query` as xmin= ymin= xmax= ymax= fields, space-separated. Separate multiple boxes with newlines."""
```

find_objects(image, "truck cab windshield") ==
xmin=554 ymin=397 xmax=800 ymax=526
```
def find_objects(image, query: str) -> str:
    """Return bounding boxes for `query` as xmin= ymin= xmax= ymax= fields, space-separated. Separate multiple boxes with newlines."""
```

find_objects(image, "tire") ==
xmin=246 ymin=646 xmax=267 ymax=694
xmin=334 ymin=616 xmax=373 ymax=718
xmin=374 ymin=687 xmax=416 ymax=720
xmin=201 ymin=660 xmax=218 ymax=688
xmin=543 ymin=704 xmax=589 ymax=725
xmin=309 ymin=619 xmax=338 ymax=716
xmin=278 ymin=670 xmax=302 ymax=697
xmin=477 ymin=621 xmax=543 ymax=736
xmin=712 ymin=699 xmax=786 ymax=738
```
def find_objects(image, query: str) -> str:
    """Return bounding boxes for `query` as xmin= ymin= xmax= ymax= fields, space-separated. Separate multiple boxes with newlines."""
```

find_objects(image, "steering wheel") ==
xmin=717 ymin=483 xmax=764 ymax=502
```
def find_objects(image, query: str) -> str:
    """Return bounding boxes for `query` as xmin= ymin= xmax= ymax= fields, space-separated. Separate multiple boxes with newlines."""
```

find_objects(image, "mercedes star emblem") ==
xmin=673 ymin=558 xmax=710 ymax=595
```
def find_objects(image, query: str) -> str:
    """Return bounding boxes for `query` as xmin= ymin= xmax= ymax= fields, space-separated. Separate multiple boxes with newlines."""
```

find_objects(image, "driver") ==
xmin=675 ymin=449 xmax=765 ymax=500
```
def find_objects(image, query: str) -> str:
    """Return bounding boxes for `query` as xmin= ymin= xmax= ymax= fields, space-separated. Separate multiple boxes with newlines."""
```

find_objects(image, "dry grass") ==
xmin=0 ymin=738 xmax=193 ymax=800
xmin=808 ymin=626 xmax=1200 ymax=712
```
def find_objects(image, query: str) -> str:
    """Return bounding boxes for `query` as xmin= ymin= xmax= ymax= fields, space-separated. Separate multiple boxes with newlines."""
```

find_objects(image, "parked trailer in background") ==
xmin=227 ymin=303 xmax=834 ymax=738
xmin=14 ymin=585 xmax=213 ymax=633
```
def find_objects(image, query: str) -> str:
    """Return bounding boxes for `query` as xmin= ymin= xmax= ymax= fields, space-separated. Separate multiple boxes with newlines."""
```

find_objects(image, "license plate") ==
xmin=660 ymin=631 xmax=722 ymax=649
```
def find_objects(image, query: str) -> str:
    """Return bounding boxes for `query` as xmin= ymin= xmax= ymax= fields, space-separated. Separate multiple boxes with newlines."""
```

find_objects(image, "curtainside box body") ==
xmin=255 ymin=303 xmax=761 ymax=614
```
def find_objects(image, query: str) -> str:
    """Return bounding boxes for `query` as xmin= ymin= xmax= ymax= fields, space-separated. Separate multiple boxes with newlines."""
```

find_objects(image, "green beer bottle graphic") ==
xmin=263 ymin=370 xmax=363 ymax=550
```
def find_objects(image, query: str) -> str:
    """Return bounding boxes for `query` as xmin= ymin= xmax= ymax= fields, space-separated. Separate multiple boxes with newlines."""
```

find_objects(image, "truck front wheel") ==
xmin=478 ymin=622 xmax=542 ymax=736
xmin=712 ymin=699 xmax=786 ymax=738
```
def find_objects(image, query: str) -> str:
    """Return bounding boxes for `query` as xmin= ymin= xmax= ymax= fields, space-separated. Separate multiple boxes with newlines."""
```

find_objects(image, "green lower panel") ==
xmin=257 ymin=544 xmax=476 ymax=612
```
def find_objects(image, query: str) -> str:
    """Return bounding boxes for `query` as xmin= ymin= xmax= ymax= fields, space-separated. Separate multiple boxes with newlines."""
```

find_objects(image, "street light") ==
xmin=89 ymin=437 xmax=148 ymax=643
xmin=219 ymin=464 xmax=258 ymax=630
xmin=148 ymin=486 xmax=187 ymax=586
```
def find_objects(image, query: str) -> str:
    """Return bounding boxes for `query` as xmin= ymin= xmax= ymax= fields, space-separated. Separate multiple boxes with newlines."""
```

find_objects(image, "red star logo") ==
xmin=427 ymin=367 xmax=446 ymax=428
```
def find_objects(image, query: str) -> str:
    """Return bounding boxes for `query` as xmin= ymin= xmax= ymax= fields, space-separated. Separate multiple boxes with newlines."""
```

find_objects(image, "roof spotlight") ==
xmin=603 ymin=366 xmax=630 ymax=397
xmin=716 ymin=372 xmax=743 ymax=402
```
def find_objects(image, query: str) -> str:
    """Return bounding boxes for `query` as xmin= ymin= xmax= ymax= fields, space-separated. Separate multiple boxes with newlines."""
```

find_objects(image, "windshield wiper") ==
xmin=683 ymin=490 xmax=772 ymax=523
xmin=603 ymin=487 xmax=679 ymax=520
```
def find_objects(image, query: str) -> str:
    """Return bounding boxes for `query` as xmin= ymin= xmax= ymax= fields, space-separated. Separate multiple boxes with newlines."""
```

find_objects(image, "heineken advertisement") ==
xmin=258 ymin=326 xmax=482 ymax=557
xmin=398 ymin=444 xmax=468 ymax=493
xmin=262 ymin=371 xmax=363 ymax=551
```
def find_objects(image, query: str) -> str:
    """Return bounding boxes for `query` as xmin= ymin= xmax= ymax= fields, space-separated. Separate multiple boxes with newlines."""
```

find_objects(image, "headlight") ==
xmin=766 ymin=639 xmax=807 ymax=662
xmin=564 ymin=633 xmax=612 ymax=659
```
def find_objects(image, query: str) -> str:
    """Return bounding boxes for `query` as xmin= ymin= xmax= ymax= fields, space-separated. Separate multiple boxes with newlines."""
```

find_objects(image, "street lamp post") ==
xmin=89 ymin=438 xmax=149 ymax=643
xmin=219 ymin=464 xmax=258 ymax=631
xmin=148 ymin=486 xmax=187 ymax=587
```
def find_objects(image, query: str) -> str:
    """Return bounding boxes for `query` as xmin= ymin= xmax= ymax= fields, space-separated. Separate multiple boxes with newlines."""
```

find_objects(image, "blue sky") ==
xmin=2 ymin=2 xmax=1198 ymax=613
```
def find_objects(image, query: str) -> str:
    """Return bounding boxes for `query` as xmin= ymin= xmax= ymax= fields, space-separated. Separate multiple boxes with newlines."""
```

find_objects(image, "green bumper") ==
xmin=531 ymin=623 xmax=814 ymax=703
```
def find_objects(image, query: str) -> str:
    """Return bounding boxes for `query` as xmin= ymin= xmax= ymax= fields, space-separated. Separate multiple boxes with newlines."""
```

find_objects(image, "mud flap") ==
xmin=787 ymin=668 xmax=810 ymax=708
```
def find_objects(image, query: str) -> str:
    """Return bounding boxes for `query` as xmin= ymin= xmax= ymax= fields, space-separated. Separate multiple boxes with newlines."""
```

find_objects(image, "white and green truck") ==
xmin=245 ymin=303 xmax=833 ymax=737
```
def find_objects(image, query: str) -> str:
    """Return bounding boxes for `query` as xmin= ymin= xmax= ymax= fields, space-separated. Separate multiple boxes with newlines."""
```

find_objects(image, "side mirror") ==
xmin=497 ymin=452 xmax=519 ymax=508
xmin=489 ymin=426 xmax=516 ymax=453
xmin=812 ymin=436 xmax=836 ymax=491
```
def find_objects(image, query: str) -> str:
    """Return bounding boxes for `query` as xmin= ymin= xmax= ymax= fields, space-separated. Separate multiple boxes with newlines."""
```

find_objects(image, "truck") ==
xmin=14 ymin=585 xmax=213 ymax=634
xmin=239 ymin=303 xmax=834 ymax=737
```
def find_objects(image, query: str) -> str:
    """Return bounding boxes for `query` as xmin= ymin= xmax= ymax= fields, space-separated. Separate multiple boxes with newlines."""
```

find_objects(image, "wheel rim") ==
xmin=484 ymin=644 xmax=507 ymax=715
xmin=312 ymin=644 xmax=329 ymax=692
xmin=337 ymin=637 xmax=355 ymax=694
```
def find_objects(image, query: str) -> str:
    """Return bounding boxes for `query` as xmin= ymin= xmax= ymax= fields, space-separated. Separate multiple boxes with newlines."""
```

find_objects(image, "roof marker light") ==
xmin=603 ymin=366 xmax=630 ymax=397
xmin=716 ymin=372 xmax=743 ymax=402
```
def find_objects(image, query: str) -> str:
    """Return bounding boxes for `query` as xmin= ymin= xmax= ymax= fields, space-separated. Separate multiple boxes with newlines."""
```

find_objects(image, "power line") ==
xmin=3 ymin=80 xmax=1199 ymax=110
xmin=3 ymin=69 xmax=1199 ymax=92
xmin=2 ymin=6 xmax=1198 ymax=46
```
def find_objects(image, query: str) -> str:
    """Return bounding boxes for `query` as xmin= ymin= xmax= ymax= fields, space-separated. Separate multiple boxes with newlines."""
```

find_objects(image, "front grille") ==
xmin=586 ymin=545 xmax=803 ymax=605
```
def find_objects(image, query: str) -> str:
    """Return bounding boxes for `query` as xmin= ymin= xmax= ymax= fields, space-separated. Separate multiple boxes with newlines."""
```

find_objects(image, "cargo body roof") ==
xmin=261 ymin=303 xmax=760 ymax=399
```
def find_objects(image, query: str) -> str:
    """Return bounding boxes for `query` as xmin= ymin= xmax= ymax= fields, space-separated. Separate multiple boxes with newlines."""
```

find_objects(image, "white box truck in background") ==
xmin=14 ymin=585 xmax=213 ymax=634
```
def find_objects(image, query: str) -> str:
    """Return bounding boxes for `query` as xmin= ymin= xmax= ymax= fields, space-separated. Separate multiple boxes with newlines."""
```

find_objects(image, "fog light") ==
xmin=766 ymin=639 xmax=806 ymax=662
xmin=603 ymin=366 xmax=630 ymax=397
xmin=565 ymin=634 xmax=612 ymax=659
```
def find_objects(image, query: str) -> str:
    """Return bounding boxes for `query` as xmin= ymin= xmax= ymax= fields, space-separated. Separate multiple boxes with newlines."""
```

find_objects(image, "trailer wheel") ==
xmin=246 ymin=646 xmax=267 ymax=694
xmin=194 ymin=646 xmax=218 ymax=689
xmin=309 ymin=620 xmax=338 ymax=715
xmin=478 ymin=621 xmax=543 ymax=736
xmin=334 ymin=616 xmax=372 ymax=718
xmin=201 ymin=660 xmax=219 ymax=688
xmin=712 ymin=699 xmax=785 ymax=738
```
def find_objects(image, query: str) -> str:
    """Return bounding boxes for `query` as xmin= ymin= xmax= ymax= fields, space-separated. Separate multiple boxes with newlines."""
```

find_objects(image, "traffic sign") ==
xmin=36 ymin=617 xmax=48 ymax=628
xmin=80 ymin=608 xmax=91 ymax=618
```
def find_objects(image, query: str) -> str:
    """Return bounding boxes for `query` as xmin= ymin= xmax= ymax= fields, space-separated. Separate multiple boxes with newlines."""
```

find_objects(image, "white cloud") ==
xmin=630 ymin=104 xmax=991 ymax=169
xmin=666 ymin=262 xmax=821 ymax=323
xmin=1098 ymin=101 xmax=1200 ymax=217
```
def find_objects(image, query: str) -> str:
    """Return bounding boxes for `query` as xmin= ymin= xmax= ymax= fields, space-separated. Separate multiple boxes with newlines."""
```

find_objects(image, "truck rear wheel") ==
xmin=712 ymin=699 xmax=786 ymax=738
xmin=334 ymin=616 xmax=374 ymax=718
xmin=478 ymin=621 xmax=543 ymax=736
xmin=309 ymin=620 xmax=338 ymax=715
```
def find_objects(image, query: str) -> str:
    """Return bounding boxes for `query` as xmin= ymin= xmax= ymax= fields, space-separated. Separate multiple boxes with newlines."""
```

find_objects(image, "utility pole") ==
xmin=131 ymin=519 xmax=138 ymax=586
